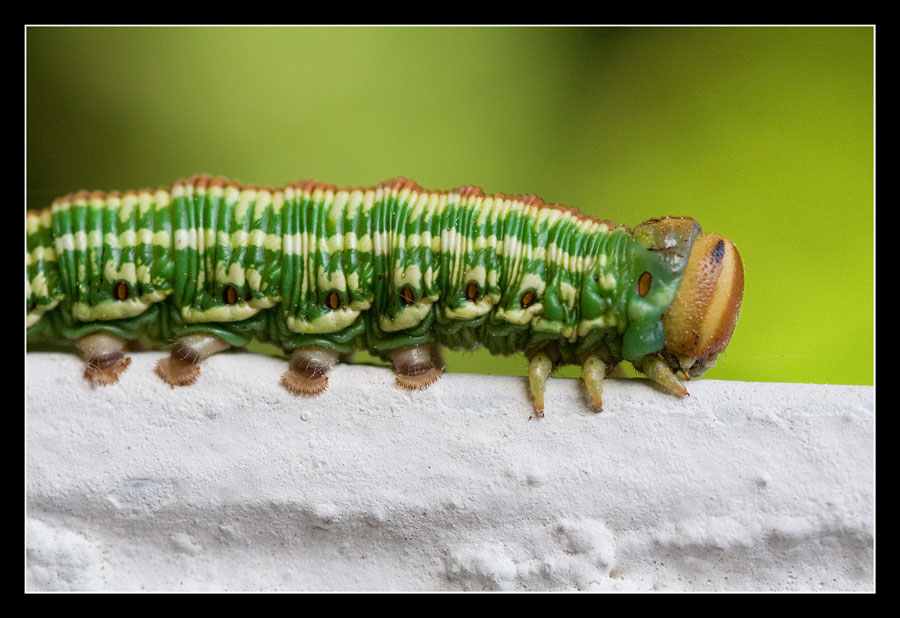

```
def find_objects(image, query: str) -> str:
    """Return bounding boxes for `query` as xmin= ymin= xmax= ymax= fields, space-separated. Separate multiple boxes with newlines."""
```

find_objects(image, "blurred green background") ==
xmin=26 ymin=26 xmax=873 ymax=386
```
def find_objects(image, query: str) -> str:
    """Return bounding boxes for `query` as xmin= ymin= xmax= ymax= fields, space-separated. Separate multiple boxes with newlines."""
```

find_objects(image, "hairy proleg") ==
xmin=76 ymin=332 xmax=132 ymax=386
xmin=155 ymin=334 xmax=231 ymax=387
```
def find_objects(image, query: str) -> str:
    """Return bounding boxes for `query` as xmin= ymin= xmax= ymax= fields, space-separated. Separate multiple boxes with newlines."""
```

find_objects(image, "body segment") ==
xmin=27 ymin=175 xmax=744 ymax=413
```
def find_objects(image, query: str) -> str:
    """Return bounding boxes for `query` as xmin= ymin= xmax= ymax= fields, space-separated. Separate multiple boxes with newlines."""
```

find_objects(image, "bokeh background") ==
xmin=26 ymin=26 xmax=874 ymax=386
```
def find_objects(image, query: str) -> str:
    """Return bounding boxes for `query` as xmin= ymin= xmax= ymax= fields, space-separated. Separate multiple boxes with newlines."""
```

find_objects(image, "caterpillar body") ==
xmin=26 ymin=175 xmax=744 ymax=415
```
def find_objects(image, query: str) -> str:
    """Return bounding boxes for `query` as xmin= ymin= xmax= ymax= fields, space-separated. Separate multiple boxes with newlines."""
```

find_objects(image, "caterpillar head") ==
xmin=660 ymin=232 xmax=744 ymax=377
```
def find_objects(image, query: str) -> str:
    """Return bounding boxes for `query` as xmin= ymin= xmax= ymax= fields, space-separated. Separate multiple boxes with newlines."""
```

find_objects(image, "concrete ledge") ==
xmin=26 ymin=352 xmax=874 ymax=591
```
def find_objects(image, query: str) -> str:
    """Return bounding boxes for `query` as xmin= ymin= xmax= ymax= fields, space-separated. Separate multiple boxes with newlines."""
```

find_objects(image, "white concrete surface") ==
xmin=26 ymin=352 xmax=874 ymax=592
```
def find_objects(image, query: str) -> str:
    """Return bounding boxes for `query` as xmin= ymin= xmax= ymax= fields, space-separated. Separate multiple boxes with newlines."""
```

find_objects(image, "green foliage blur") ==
xmin=27 ymin=26 xmax=874 ymax=385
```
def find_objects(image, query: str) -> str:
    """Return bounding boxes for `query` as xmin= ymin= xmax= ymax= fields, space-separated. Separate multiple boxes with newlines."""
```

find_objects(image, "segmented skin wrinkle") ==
xmin=30 ymin=177 xmax=619 ymax=340
xmin=26 ymin=174 xmax=743 ymax=410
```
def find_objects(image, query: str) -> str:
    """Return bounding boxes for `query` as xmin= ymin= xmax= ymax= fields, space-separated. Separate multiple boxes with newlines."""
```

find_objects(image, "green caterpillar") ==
xmin=26 ymin=175 xmax=744 ymax=415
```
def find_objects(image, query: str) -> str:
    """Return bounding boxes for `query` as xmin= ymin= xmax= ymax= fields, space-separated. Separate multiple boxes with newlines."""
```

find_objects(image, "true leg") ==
xmin=638 ymin=355 xmax=690 ymax=397
xmin=581 ymin=355 xmax=607 ymax=412
xmin=527 ymin=351 xmax=554 ymax=417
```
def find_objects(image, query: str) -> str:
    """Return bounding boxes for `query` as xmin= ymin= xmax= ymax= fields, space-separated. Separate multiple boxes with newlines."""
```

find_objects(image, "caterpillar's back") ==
xmin=26 ymin=175 xmax=744 ymax=416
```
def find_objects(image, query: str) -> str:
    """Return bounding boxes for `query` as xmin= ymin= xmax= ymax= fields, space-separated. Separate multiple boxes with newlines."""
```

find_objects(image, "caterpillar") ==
xmin=26 ymin=175 xmax=744 ymax=415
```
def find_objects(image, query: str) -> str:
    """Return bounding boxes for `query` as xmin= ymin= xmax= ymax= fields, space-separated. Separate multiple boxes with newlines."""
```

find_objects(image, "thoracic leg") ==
xmin=155 ymin=333 xmax=230 ymax=387
xmin=581 ymin=355 xmax=607 ymax=412
xmin=281 ymin=346 xmax=341 ymax=396
xmin=390 ymin=343 xmax=443 ymax=390
xmin=76 ymin=332 xmax=132 ymax=386
xmin=527 ymin=351 xmax=554 ymax=417
xmin=638 ymin=355 xmax=690 ymax=397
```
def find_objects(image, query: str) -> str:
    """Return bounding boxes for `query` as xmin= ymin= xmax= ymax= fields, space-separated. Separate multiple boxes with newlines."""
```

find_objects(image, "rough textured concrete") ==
xmin=26 ymin=352 xmax=874 ymax=591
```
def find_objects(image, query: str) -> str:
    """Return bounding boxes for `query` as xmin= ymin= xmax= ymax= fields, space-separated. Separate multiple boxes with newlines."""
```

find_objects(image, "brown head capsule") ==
xmin=661 ymin=233 xmax=744 ymax=377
